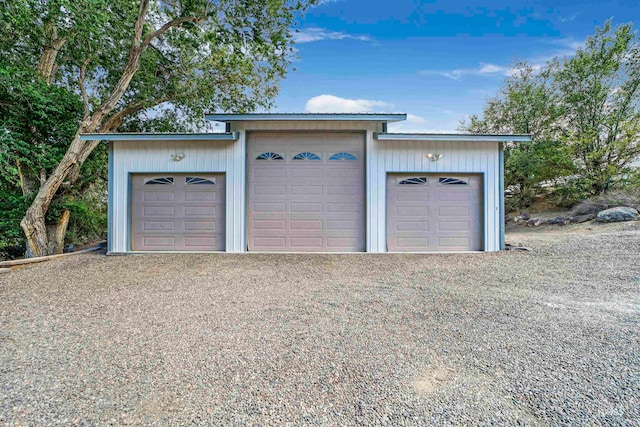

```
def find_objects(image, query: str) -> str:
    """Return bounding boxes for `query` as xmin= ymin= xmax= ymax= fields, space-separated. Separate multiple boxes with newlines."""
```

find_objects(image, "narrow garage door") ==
xmin=132 ymin=174 xmax=225 ymax=251
xmin=248 ymin=132 xmax=365 ymax=251
xmin=386 ymin=174 xmax=483 ymax=251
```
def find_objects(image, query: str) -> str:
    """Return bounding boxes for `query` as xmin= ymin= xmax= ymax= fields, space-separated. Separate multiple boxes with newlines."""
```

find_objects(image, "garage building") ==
xmin=80 ymin=114 xmax=529 ymax=253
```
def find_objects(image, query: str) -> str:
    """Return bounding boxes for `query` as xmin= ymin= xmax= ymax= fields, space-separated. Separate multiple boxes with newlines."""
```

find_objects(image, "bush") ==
xmin=571 ymin=188 xmax=640 ymax=216
xmin=0 ymin=189 xmax=27 ymax=260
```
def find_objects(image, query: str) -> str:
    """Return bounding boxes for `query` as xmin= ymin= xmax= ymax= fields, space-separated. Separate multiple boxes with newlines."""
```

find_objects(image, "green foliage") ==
xmin=463 ymin=21 xmax=640 ymax=211
xmin=462 ymin=63 xmax=575 ymax=208
xmin=554 ymin=21 xmax=640 ymax=195
xmin=0 ymin=185 xmax=28 ymax=259
xmin=0 ymin=63 xmax=83 ymax=185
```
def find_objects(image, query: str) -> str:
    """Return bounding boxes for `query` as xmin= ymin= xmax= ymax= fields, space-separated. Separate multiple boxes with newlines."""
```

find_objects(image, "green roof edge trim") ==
xmin=375 ymin=133 xmax=531 ymax=142
xmin=205 ymin=113 xmax=407 ymax=123
xmin=79 ymin=132 xmax=239 ymax=141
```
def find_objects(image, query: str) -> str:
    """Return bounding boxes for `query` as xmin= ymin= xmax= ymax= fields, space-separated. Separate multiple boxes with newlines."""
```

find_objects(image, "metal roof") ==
xmin=79 ymin=132 xmax=239 ymax=141
xmin=375 ymin=133 xmax=531 ymax=142
xmin=205 ymin=113 xmax=407 ymax=122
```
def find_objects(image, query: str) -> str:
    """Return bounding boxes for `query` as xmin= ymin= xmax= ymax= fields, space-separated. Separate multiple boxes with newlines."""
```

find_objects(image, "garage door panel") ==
xmin=290 ymin=203 xmax=323 ymax=213
xmin=397 ymin=206 xmax=429 ymax=216
xmin=438 ymin=191 xmax=470 ymax=202
xmin=184 ymin=206 xmax=217 ymax=217
xmin=184 ymin=237 xmax=217 ymax=249
xmin=252 ymin=202 xmax=286 ymax=213
xmin=387 ymin=174 xmax=482 ymax=252
xmin=397 ymin=221 xmax=428 ymax=231
xmin=254 ymin=237 xmax=286 ymax=248
xmin=142 ymin=192 xmax=175 ymax=202
xmin=254 ymin=185 xmax=287 ymax=195
xmin=143 ymin=206 xmax=175 ymax=217
xmin=326 ymin=203 xmax=360 ymax=213
xmin=132 ymin=174 xmax=225 ymax=251
xmin=253 ymin=220 xmax=286 ymax=230
xmin=248 ymin=132 xmax=365 ymax=251
xmin=327 ymin=220 xmax=360 ymax=230
xmin=254 ymin=168 xmax=286 ymax=178
xmin=438 ymin=206 xmax=470 ymax=216
xmin=397 ymin=237 xmax=429 ymax=248
xmin=184 ymin=191 xmax=218 ymax=202
xmin=326 ymin=185 xmax=361 ymax=196
xmin=290 ymin=168 xmax=323 ymax=178
xmin=142 ymin=221 xmax=175 ymax=231
xmin=438 ymin=221 xmax=470 ymax=231
xmin=290 ymin=185 xmax=323 ymax=195
xmin=142 ymin=236 xmax=175 ymax=248
xmin=291 ymin=237 xmax=323 ymax=247
xmin=438 ymin=237 xmax=470 ymax=249
xmin=184 ymin=221 xmax=217 ymax=231
xmin=397 ymin=191 xmax=429 ymax=202
xmin=326 ymin=237 xmax=361 ymax=248
xmin=290 ymin=220 xmax=323 ymax=230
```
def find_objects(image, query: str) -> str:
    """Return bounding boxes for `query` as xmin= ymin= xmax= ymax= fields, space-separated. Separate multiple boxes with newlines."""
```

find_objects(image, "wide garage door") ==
xmin=386 ymin=173 xmax=483 ymax=251
xmin=132 ymin=174 xmax=225 ymax=251
xmin=248 ymin=132 xmax=365 ymax=251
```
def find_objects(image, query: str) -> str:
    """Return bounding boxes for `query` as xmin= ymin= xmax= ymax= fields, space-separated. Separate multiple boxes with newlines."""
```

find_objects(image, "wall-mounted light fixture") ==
xmin=171 ymin=152 xmax=185 ymax=162
xmin=426 ymin=153 xmax=443 ymax=162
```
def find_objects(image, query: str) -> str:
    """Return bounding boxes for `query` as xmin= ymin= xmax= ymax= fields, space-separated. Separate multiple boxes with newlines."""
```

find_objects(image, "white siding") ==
xmin=109 ymin=139 xmax=245 ymax=253
xmin=109 ymin=122 xmax=503 ymax=253
xmin=366 ymin=138 xmax=501 ymax=252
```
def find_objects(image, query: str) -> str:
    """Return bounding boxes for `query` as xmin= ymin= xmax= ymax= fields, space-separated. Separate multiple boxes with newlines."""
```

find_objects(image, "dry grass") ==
xmin=571 ymin=188 xmax=640 ymax=216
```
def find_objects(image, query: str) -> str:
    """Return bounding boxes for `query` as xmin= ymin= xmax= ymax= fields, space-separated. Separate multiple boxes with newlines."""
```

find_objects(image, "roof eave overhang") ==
xmin=205 ymin=113 xmax=408 ymax=123
xmin=375 ymin=133 xmax=531 ymax=142
xmin=79 ymin=132 xmax=239 ymax=141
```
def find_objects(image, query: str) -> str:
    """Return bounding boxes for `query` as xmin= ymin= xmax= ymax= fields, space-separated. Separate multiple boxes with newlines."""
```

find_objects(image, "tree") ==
xmin=0 ymin=63 xmax=91 ymax=255
xmin=1 ymin=0 xmax=313 ymax=256
xmin=553 ymin=20 xmax=640 ymax=195
xmin=462 ymin=63 xmax=574 ymax=209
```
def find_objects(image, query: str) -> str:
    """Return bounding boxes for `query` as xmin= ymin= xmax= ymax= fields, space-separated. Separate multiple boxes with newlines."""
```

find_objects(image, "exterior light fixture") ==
xmin=171 ymin=152 xmax=185 ymax=162
xmin=426 ymin=153 xmax=443 ymax=161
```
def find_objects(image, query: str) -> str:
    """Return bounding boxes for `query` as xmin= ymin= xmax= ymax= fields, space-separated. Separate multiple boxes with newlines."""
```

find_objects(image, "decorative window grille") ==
xmin=329 ymin=152 xmax=357 ymax=161
xmin=145 ymin=177 xmax=174 ymax=185
xmin=256 ymin=152 xmax=284 ymax=160
xmin=292 ymin=152 xmax=321 ymax=160
xmin=439 ymin=177 xmax=469 ymax=185
xmin=398 ymin=177 xmax=428 ymax=185
xmin=186 ymin=177 xmax=215 ymax=185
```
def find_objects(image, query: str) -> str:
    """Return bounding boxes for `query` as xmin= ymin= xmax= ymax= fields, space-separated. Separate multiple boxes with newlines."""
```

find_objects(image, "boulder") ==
xmin=570 ymin=213 xmax=596 ymax=224
xmin=548 ymin=216 xmax=568 ymax=225
xmin=596 ymin=206 xmax=640 ymax=223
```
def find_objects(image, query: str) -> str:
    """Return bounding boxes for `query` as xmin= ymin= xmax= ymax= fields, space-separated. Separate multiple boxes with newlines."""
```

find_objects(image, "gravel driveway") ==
xmin=1 ymin=223 xmax=639 ymax=425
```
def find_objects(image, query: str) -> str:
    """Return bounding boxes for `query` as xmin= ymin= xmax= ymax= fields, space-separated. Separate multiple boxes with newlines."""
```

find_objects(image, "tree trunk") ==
xmin=20 ymin=131 xmax=91 ymax=257
xmin=46 ymin=209 xmax=70 ymax=255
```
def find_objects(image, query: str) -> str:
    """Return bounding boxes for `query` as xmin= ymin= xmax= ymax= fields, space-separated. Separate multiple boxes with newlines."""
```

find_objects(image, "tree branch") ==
xmin=140 ymin=15 xmax=201 ymax=50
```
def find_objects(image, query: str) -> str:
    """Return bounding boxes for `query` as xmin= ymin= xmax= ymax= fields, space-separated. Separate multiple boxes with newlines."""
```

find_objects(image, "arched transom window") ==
xmin=256 ymin=152 xmax=284 ymax=160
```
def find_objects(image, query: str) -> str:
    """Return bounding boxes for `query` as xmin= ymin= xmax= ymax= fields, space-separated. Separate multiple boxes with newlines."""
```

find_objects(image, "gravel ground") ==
xmin=1 ymin=223 xmax=639 ymax=426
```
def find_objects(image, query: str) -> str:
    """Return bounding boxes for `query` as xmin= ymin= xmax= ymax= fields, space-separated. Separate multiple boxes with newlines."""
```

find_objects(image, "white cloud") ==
xmin=421 ymin=62 xmax=510 ymax=80
xmin=305 ymin=94 xmax=392 ymax=113
xmin=559 ymin=11 xmax=582 ymax=23
xmin=293 ymin=27 xmax=371 ymax=44
xmin=304 ymin=95 xmax=465 ymax=133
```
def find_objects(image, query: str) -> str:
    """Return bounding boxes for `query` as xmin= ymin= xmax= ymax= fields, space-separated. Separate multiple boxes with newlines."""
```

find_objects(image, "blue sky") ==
xmin=267 ymin=0 xmax=640 ymax=132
